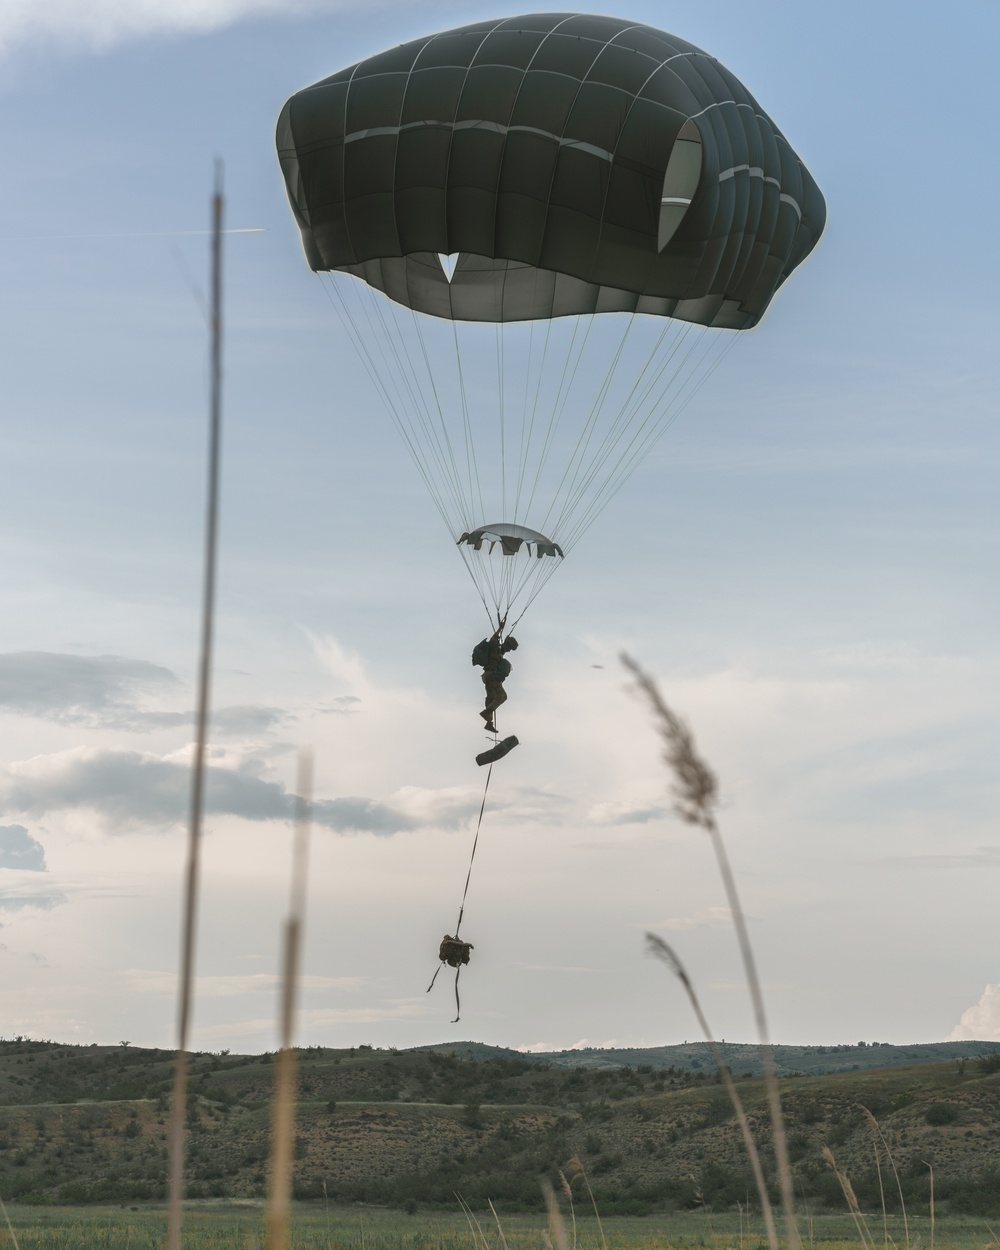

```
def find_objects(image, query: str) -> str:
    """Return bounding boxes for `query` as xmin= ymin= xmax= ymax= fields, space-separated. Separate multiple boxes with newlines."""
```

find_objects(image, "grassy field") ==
xmin=3 ymin=1204 xmax=999 ymax=1250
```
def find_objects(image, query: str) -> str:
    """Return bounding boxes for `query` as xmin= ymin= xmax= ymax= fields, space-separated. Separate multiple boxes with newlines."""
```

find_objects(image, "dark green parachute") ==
xmin=277 ymin=12 xmax=824 ymax=330
xmin=277 ymin=14 xmax=825 ymax=621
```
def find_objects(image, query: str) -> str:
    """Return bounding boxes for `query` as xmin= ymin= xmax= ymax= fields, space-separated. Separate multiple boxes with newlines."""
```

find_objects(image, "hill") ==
xmin=1 ymin=1036 xmax=999 ymax=1214
xmin=416 ymin=1038 xmax=998 ymax=1076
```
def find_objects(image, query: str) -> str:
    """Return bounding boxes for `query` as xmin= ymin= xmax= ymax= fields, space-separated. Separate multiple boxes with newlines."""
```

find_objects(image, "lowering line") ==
xmin=426 ymin=762 xmax=493 ymax=1022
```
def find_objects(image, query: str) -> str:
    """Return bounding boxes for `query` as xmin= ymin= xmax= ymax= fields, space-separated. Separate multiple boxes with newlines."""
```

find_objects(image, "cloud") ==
xmin=517 ymin=1038 xmax=635 ymax=1053
xmin=650 ymin=905 xmax=732 ymax=932
xmin=192 ymin=1000 xmax=426 ymax=1042
xmin=0 ymin=652 xmax=178 ymax=727
xmin=0 ymin=0 xmax=360 ymax=60
xmin=949 ymin=984 xmax=1000 ymax=1042
xmin=313 ymin=696 xmax=361 ymax=716
xmin=587 ymin=799 xmax=668 ymax=825
xmin=0 ymin=887 xmax=67 ymax=911
xmin=125 ymin=969 xmax=363 ymax=997
xmin=517 ymin=1040 xmax=591 ymax=1053
xmin=0 ymin=946 xmax=50 ymax=966
xmin=0 ymin=746 xmax=483 ymax=835
xmin=211 ymin=705 xmax=289 ymax=735
xmin=388 ymin=784 xmax=488 ymax=829
xmin=310 ymin=635 xmax=367 ymax=691
xmin=877 ymin=846 xmax=1000 ymax=869
xmin=0 ymin=649 xmax=292 ymax=736
xmin=0 ymin=824 xmax=47 ymax=871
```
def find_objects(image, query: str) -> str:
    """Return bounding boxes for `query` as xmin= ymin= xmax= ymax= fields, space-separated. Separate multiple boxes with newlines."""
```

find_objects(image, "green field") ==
xmin=3 ymin=1205 xmax=999 ymax=1250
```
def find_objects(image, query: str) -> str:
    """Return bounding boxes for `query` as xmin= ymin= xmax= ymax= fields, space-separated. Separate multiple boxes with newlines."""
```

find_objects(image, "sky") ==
xmin=0 ymin=0 xmax=998 ymax=1055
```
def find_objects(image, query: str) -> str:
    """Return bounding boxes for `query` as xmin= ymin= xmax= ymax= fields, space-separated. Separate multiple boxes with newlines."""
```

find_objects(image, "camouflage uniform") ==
xmin=473 ymin=632 xmax=517 ymax=728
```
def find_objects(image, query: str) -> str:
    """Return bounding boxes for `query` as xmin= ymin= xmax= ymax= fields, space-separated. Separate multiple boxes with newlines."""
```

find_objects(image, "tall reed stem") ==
xmin=922 ymin=1160 xmax=934 ymax=1250
xmin=167 ymin=162 xmax=224 ymax=1250
xmin=646 ymin=933 xmax=779 ymax=1250
xmin=622 ymin=653 xmax=800 ymax=1250
xmin=704 ymin=813 xmax=800 ymax=1250
xmin=860 ymin=1104 xmax=909 ymax=1250
xmin=266 ymin=750 xmax=314 ymax=1250
xmin=0 ymin=1190 xmax=22 ymax=1250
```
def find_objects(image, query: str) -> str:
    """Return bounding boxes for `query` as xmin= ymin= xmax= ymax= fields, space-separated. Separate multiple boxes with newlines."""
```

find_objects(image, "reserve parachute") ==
xmin=276 ymin=12 xmax=825 ymax=625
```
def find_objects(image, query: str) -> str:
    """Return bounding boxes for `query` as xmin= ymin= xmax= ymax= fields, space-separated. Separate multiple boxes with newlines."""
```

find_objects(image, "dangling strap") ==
xmin=454 ymin=762 xmax=492 ymax=941
xmin=452 ymin=965 xmax=463 ymax=1023
xmin=425 ymin=763 xmax=493 ymax=1009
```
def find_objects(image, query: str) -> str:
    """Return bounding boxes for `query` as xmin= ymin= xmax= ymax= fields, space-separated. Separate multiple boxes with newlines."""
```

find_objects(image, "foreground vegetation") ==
xmin=4 ymin=1205 xmax=1000 ymax=1250
xmin=2 ymin=1038 xmax=1000 ymax=1217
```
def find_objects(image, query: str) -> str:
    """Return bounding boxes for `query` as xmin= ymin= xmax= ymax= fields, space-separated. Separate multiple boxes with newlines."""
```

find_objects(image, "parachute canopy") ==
xmin=277 ymin=12 xmax=825 ymax=330
xmin=458 ymin=522 xmax=563 ymax=559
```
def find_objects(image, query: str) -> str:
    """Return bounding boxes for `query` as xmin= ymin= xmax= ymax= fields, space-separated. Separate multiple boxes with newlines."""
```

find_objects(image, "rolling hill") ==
xmin=1 ymin=1036 xmax=998 ymax=1214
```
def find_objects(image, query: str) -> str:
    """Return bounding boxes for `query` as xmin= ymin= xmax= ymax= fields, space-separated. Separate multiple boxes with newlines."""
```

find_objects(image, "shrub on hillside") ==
xmin=925 ymin=1102 xmax=960 ymax=1125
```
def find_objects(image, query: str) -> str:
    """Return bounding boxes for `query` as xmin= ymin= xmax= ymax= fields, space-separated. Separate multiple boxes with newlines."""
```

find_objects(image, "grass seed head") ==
xmin=620 ymin=653 xmax=718 ymax=829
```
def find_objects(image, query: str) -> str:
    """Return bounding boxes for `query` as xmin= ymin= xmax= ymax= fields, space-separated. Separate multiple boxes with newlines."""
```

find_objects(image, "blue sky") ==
xmin=0 ymin=0 xmax=997 ymax=1053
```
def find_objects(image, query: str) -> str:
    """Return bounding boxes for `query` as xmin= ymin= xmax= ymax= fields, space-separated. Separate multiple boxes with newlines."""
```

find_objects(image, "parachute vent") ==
xmin=438 ymin=253 xmax=461 ymax=283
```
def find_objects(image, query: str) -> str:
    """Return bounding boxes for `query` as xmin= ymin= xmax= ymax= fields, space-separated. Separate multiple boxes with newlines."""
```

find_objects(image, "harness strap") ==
xmin=455 ymin=762 xmax=492 ymax=940
xmin=425 ymin=762 xmax=494 ymax=1018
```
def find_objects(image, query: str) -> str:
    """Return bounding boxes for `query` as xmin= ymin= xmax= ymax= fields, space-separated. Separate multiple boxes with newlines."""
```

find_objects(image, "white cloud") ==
xmin=517 ymin=1039 xmax=591 ymax=1053
xmin=211 ymin=705 xmax=289 ymax=736
xmin=389 ymin=784 xmax=487 ymax=828
xmin=0 ymin=651 xmax=287 ymax=736
xmin=516 ymin=1037 xmax=634 ymax=1053
xmin=0 ymin=824 xmax=47 ymax=870
xmin=0 ymin=885 xmax=67 ymax=911
xmin=310 ymin=634 xmax=369 ymax=698
xmin=949 ymin=984 xmax=1000 ymax=1042
xmin=0 ymin=0 xmax=358 ymax=60
xmin=587 ymin=799 xmax=667 ymax=825
xmin=0 ymin=651 xmax=177 ymax=726
xmin=0 ymin=745 xmax=483 ymax=835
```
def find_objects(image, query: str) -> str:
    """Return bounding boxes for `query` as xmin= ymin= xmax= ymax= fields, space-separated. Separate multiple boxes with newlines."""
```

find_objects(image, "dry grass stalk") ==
xmin=859 ymin=1106 xmax=890 ymax=1250
xmin=859 ymin=1104 xmax=909 ymax=1250
xmin=566 ymin=1155 xmax=606 ymax=1250
xmin=921 ymin=1160 xmax=933 ymax=1250
xmin=456 ymin=1193 xmax=490 ymax=1250
xmin=557 ymin=1170 xmax=577 ymax=1250
xmin=646 ymin=933 xmax=779 ymax=1250
xmin=823 ymin=1146 xmax=875 ymax=1250
xmin=542 ymin=1179 xmax=570 ymax=1250
xmin=265 ymin=750 xmax=314 ymax=1250
xmin=487 ymin=1197 xmax=511 ymax=1250
xmin=455 ymin=1195 xmax=478 ymax=1249
xmin=167 ymin=165 xmax=225 ymax=1250
xmin=0 ymin=1190 xmax=21 ymax=1250
xmin=622 ymin=653 xmax=800 ymax=1250
xmin=799 ymin=1178 xmax=815 ymax=1249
